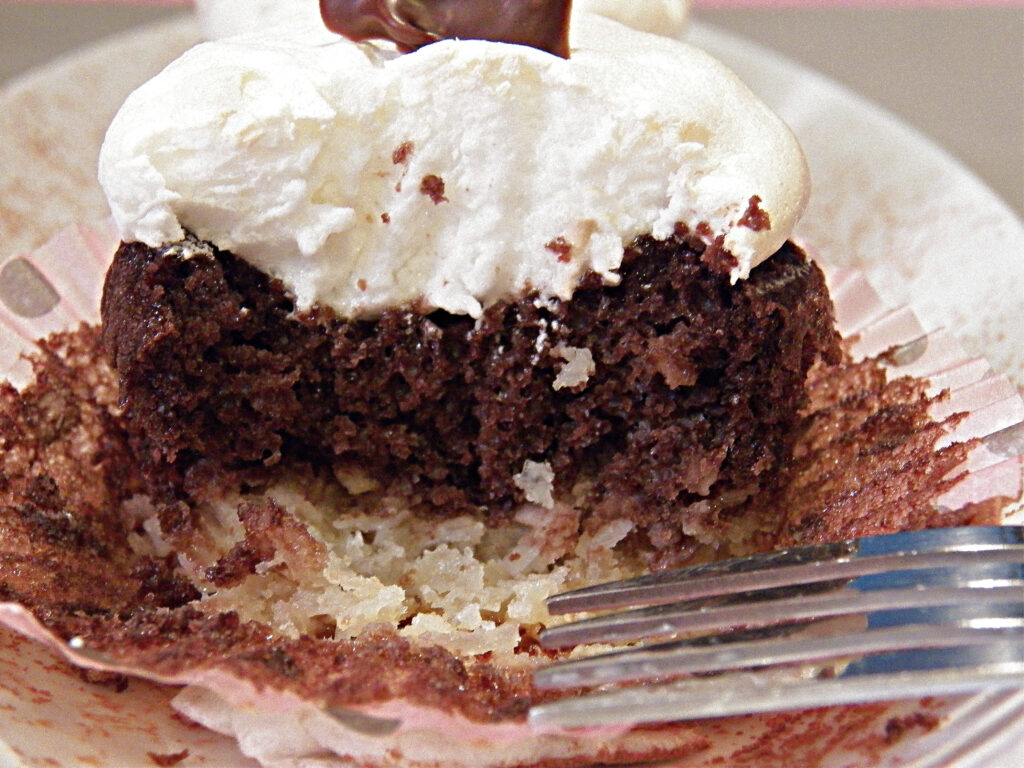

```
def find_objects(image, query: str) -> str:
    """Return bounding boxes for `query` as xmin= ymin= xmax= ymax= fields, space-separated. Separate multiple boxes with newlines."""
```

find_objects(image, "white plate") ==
xmin=0 ymin=16 xmax=1021 ymax=768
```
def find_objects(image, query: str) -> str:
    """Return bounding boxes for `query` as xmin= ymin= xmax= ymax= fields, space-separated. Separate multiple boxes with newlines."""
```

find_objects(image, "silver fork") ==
xmin=530 ymin=525 xmax=1024 ymax=729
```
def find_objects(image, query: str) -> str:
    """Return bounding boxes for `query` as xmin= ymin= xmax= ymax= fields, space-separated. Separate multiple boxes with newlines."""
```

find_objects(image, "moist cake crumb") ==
xmin=545 ymin=237 xmax=573 ymax=263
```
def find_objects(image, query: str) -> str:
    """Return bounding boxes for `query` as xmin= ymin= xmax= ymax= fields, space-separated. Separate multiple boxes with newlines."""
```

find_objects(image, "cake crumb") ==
xmin=738 ymin=194 xmax=771 ymax=231
xmin=884 ymin=712 xmax=940 ymax=744
xmin=392 ymin=141 xmax=414 ymax=165
xmin=79 ymin=668 xmax=129 ymax=692
xmin=513 ymin=460 xmax=555 ymax=509
xmin=545 ymin=237 xmax=573 ymax=263
xmin=420 ymin=174 xmax=448 ymax=204
xmin=552 ymin=344 xmax=596 ymax=390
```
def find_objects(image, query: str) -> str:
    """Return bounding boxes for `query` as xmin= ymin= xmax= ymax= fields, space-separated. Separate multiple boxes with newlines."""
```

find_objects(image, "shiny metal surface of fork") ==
xmin=530 ymin=526 xmax=1024 ymax=729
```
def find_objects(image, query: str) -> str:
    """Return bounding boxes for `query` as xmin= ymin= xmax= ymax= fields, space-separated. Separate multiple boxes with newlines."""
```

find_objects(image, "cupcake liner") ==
xmin=0 ymin=594 xmax=997 ymax=768
xmin=0 ymin=611 xmax=255 ymax=768
xmin=0 ymin=225 xmax=1022 ymax=768
xmin=817 ymin=263 xmax=1023 ymax=517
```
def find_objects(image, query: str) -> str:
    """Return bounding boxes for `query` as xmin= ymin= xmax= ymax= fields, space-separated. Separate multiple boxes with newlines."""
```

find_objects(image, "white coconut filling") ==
xmin=129 ymin=475 xmax=646 ymax=661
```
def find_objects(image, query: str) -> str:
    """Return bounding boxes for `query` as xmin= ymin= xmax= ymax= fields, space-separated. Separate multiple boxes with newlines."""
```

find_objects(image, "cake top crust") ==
xmin=99 ymin=12 xmax=809 ymax=319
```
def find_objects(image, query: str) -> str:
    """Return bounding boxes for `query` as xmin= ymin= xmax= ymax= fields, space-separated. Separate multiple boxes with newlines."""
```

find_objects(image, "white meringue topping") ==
xmin=99 ymin=13 xmax=808 ymax=318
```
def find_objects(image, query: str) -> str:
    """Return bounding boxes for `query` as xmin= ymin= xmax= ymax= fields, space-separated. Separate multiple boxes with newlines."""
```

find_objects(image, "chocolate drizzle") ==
xmin=320 ymin=0 xmax=572 ymax=58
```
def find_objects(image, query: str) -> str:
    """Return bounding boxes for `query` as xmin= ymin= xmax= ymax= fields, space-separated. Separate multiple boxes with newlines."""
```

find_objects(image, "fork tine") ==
xmin=540 ymin=560 xmax=1024 ymax=649
xmin=529 ymin=640 xmax=1024 ymax=729
xmin=546 ymin=526 xmax=1024 ymax=615
xmin=532 ymin=527 xmax=1024 ymax=729
xmin=534 ymin=603 xmax=1024 ymax=690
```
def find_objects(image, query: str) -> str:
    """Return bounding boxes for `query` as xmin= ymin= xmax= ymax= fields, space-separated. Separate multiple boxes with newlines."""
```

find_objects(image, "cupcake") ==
xmin=98 ymin=6 xmax=835 ymax=541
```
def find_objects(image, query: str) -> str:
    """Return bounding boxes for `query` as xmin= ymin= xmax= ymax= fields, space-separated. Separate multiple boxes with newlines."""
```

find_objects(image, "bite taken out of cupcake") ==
xmin=0 ymin=3 xmax=1021 ymax=768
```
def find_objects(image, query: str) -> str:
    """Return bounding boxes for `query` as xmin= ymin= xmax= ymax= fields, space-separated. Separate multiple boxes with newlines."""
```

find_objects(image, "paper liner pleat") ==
xmin=0 ymin=614 xmax=257 ymax=768
xmin=822 ymin=267 xmax=1024 ymax=511
xmin=0 ymin=599 xmax=986 ymax=768
xmin=0 ymin=219 xmax=117 ymax=388
xmin=884 ymin=329 xmax=984 ymax=387
xmin=823 ymin=267 xmax=891 ymax=337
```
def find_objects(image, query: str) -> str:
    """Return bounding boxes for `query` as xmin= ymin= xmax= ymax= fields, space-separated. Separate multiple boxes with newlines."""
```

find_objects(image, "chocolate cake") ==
xmin=101 ymin=231 xmax=840 ymax=540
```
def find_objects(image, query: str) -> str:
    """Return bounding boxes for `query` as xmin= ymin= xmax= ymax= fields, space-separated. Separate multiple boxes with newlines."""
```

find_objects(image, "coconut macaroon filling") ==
xmin=130 ymin=468 xmax=642 ymax=663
